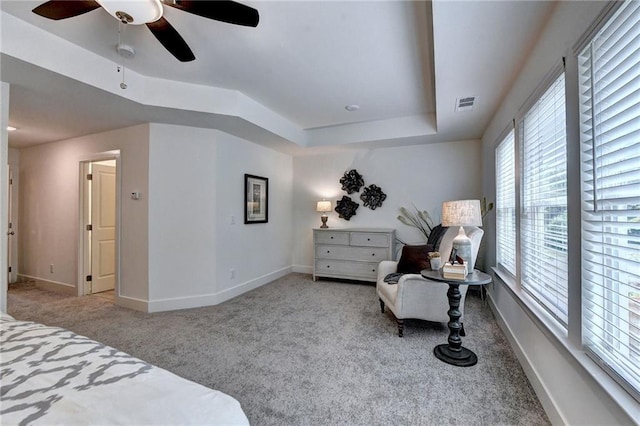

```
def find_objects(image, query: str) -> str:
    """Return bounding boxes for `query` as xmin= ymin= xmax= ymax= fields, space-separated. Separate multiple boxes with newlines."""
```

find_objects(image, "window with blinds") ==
xmin=579 ymin=0 xmax=640 ymax=400
xmin=496 ymin=129 xmax=516 ymax=276
xmin=519 ymin=73 xmax=569 ymax=327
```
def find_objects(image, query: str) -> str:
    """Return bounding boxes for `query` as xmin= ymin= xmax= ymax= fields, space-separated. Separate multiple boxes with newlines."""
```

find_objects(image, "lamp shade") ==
xmin=316 ymin=201 xmax=332 ymax=212
xmin=441 ymin=200 xmax=482 ymax=227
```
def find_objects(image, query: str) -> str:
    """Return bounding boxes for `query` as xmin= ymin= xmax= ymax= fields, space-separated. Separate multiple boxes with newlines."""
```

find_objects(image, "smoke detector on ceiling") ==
xmin=455 ymin=96 xmax=477 ymax=112
xmin=116 ymin=43 xmax=136 ymax=59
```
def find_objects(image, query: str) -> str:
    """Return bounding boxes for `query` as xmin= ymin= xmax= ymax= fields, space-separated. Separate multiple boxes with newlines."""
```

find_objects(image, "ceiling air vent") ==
xmin=455 ymin=96 xmax=477 ymax=112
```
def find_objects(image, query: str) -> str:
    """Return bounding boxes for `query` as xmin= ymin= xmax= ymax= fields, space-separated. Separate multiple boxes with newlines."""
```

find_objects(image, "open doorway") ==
xmin=80 ymin=157 xmax=119 ymax=301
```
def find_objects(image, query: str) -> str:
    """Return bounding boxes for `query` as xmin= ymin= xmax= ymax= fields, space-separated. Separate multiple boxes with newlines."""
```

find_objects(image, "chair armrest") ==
xmin=394 ymin=273 xmax=465 ymax=322
xmin=377 ymin=260 xmax=399 ymax=282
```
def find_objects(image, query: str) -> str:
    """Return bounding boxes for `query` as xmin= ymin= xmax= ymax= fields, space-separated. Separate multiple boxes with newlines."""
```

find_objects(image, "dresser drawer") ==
xmin=316 ymin=245 xmax=388 ymax=262
xmin=350 ymin=232 xmax=390 ymax=247
xmin=315 ymin=260 xmax=380 ymax=279
xmin=313 ymin=228 xmax=395 ymax=283
xmin=315 ymin=231 xmax=349 ymax=245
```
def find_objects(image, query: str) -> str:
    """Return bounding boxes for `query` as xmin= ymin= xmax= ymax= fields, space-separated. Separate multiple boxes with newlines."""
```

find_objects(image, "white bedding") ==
xmin=0 ymin=313 xmax=249 ymax=425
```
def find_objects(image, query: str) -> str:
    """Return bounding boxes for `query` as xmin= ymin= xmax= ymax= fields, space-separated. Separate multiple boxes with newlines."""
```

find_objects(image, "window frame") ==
xmin=577 ymin=0 xmax=640 ymax=402
xmin=491 ymin=0 xmax=640 ymax=416
xmin=495 ymin=126 xmax=517 ymax=278
xmin=516 ymin=65 xmax=569 ymax=329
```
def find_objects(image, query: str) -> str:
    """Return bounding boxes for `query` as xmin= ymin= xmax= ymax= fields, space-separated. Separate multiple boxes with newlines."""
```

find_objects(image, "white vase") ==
xmin=430 ymin=257 xmax=441 ymax=271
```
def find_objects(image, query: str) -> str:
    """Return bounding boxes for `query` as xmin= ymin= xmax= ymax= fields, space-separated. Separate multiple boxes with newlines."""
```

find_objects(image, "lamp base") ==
xmin=320 ymin=215 xmax=328 ymax=228
xmin=452 ymin=226 xmax=472 ymax=273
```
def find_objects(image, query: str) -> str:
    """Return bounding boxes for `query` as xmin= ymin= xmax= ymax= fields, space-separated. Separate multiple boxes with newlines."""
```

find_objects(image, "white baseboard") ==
xmin=216 ymin=266 xmax=292 ymax=304
xmin=147 ymin=266 xmax=293 ymax=313
xmin=487 ymin=295 xmax=563 ymax=425
xmin=292 ymin=265 xmax=312 ymax=274
xmin=116 ymin=295 xmax=149 ymax=313
xmin=147 ymin=292 xmax=218 ymax=313
xmin=17 ymin=274 xmax=76 ymax=296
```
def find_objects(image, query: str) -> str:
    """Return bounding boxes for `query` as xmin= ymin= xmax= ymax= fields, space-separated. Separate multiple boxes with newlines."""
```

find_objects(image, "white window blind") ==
xmin=519 ymin=73 xmax=569 ymax=327
xmin=579 ymin=0 xmax=640 ymax=400
xmin=496 ymin=129 xmax=516 ymax=276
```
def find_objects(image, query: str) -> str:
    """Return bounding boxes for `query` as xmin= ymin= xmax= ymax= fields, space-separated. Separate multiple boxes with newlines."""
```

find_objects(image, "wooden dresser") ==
xmin=313 ymin=228 xmax=395 ymax=283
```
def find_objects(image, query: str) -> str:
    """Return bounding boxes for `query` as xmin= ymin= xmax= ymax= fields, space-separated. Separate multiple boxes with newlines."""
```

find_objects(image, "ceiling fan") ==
xmin=32 ymin=0 xmax=259 ymax=62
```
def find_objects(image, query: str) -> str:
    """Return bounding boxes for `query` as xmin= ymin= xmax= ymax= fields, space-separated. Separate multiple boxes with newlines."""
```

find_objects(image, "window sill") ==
xmin=491 ymin=267 xmax=640 ymax=423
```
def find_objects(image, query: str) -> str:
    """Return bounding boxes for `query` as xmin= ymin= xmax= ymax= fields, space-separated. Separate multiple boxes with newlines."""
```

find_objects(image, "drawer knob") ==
xmin=327 ymin=265 xmax=331 ymax=268
xmin=371 ymin=253 xmax=375 ymax=256
xmin=327 ymin=250 xmax=331 ymax=254
xmin=367 ymin=238 xmax=371 ymax=241
xmin=330 ymin=236 xmax=334 ymax=239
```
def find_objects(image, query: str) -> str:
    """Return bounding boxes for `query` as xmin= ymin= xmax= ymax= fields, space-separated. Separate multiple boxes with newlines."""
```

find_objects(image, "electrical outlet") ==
xmin=230 ymin=268 xmax=236 ymax=279
xmin=49 ymin=264 xmax=54 ymax=273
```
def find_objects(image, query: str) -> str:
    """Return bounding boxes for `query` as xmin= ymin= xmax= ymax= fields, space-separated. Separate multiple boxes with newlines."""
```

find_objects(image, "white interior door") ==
xmin=90 ymin=164 xmax=116 ymax=293
xmin=6 ymin=167 xmax=15 ymax=284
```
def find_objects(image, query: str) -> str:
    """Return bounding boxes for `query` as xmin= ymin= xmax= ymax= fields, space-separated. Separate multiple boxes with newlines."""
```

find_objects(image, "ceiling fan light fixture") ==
xmin=97 ymin=0 xmax=163 ymax=24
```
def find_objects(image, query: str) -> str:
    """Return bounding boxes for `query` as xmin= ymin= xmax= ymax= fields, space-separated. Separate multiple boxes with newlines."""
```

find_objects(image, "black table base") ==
xmin=420 ymin=269 xmax=491 ymax=368
xmin=438 ymin=281 xmax=477 ymax=367
xmin=434 ymin=344 xmax=478 ymax=367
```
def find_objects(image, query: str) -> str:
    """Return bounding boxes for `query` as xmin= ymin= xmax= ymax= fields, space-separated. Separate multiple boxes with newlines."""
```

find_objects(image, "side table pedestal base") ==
xmin=433 ymin=344 xmax=478 ymax=367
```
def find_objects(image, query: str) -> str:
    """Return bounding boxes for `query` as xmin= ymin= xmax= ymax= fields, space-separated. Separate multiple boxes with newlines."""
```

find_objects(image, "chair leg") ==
xmin=379 ymin=298 xmax=385 ymax=313
xmin=397 ymin=319 xmax=404 ymax=337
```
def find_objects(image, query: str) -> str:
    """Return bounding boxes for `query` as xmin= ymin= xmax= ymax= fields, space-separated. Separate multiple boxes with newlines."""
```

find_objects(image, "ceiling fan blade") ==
xmin=32 ymin=0 xmax=100 ymax=20
xmin=146 ymin=17 xmax=195 ymax=62
xmin=164 ymin=0 xmax=259 ymax=28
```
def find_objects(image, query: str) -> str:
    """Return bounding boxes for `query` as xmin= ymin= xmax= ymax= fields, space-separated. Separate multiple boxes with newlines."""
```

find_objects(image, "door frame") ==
xmin=77 ymin=151 xmax=121 ymax=298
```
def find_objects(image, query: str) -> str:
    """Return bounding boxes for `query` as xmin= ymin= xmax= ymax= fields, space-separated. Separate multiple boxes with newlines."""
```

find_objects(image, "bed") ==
xmin=0 ymin=313 xmax=249 ymax=425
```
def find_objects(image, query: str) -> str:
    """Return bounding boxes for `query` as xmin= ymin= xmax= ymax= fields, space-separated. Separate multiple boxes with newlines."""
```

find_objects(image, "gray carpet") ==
xmin=7 ymin=273 xmax=549 ymax=425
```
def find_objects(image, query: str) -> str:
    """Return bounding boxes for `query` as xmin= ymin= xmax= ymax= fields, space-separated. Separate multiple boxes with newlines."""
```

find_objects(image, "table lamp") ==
xmin=316 ymin=200 xmax=332 ymax=228
xmin=441 ymin=200 xmax=482 ymax=273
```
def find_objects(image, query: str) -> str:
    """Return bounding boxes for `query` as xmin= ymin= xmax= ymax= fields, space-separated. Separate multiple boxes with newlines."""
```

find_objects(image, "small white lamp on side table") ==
xmin=316 ymin=200 xmax=332 ymax=228
xmin=441 ymin=199 xmax=482 ymax=273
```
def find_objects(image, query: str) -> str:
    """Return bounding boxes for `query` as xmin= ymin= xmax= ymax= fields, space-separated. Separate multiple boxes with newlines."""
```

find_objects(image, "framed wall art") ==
xmin=244 ymin=174 xmax=269 ymax=224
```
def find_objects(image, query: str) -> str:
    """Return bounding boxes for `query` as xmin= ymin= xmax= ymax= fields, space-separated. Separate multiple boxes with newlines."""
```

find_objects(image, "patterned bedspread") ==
xmin=0 ymin=313 xmax=249 ymax=425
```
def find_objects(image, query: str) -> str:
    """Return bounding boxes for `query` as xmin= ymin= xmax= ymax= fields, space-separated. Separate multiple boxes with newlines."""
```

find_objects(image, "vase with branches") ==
xmin=397 ymin=205 xmax=435 ymax=243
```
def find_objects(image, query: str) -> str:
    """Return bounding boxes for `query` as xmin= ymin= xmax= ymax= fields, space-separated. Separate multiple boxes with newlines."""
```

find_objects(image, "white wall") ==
xmin=215 ymin=131 xmax=293 ymax=299
xmin=481 ymin=1 xmax=636 ymax=424
xmin=292 ymin=140 xmax=482 ymax=271
xmin=17 ymin=124 xmax=150 ymax=303
xmin=147 ymin=125 xmax=293 ymax=312
xmin=147 ymin=124 xmax=218 ymax=310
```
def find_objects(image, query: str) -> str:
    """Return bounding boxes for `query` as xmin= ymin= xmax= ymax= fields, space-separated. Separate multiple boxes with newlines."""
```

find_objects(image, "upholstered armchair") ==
xmin=376 ymin=226 xmax=484 ymax=337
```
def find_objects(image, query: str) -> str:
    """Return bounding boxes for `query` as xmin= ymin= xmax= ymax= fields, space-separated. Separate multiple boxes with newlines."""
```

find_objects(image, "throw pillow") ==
xmin=396 ymin=244 xmax=434 ymax=274
xmin=427 ymin=224 xmax=448 ymax=250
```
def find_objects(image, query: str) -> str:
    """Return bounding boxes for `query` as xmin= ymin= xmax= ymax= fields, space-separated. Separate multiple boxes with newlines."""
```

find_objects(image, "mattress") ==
xmin=0 ymin=313 xmax=249 ymax=425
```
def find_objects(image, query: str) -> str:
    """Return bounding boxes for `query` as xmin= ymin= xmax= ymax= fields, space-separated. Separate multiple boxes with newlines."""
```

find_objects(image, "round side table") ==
xmin=421 ymin=269 xmax=492 ymax=367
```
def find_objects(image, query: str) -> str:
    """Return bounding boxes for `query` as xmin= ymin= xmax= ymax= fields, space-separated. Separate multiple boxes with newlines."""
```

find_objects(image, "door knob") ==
xmin=7 ymin=231 xmax=15 ymax=236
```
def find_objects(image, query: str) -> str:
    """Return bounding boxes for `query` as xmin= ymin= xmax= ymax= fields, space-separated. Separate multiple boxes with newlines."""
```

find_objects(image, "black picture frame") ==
xmin=244 ymin=174 xmax=269 ymax=224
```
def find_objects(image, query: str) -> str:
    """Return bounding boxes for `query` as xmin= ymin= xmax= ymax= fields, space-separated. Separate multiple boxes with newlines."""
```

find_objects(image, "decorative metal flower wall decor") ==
xmin=360 ymin=184 xmax=387 ymax=210
xmin=334 ymin=196 xmax=359 ymax=220
xmin=339 ymin=169 xmax=365 ymax=194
